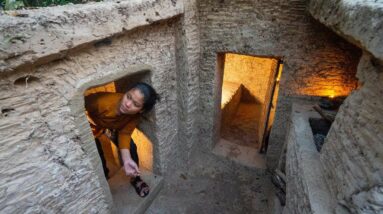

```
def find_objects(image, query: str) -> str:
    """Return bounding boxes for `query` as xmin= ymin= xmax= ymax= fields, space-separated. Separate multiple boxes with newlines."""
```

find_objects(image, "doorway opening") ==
xmin=69 ymin=66 xmax=164 ymax=211
xmin=83 ymin=73 xmax=154 ymax=179
xmin=219 ymin=53 xmax=283 ymax=153
xmin=81 ymin=71 xmax=164 ymax=211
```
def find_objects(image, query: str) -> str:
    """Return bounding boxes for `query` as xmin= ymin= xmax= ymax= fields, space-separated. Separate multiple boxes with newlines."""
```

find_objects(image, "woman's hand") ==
xmin=123 ymin=158 xmax=140 ymax=177
xmin=120 ymin=149 xmax=140 ymax=177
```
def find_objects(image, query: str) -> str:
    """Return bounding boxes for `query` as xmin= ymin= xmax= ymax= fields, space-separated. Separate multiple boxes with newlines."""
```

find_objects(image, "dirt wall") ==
xmin=195 ymin=0 xmax=361 ymax=169
xmin=223 ymin=54 xmax=278 ymax=144
xmin=0 ymin=1 xmax=185 ymax=212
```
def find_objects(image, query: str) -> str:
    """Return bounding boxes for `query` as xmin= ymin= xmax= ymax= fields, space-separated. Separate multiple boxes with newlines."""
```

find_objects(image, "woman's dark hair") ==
xmin=129 ymin=82 xmax=160 ymax=113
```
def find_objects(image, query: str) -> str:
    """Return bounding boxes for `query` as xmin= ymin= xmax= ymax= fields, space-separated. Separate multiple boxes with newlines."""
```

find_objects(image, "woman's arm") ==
xmin=118 ymin=120 xmax=140 ymax=177
xmin=120 ymin=149 xmax=140 ymax=177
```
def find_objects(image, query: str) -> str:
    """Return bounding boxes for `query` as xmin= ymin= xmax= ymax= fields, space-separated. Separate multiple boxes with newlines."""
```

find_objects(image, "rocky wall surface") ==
xmin=0 ymin=3 xmax=183 ymax=212
xmin=220 ymin=82 xmax=242 ymax=131
xmin=173 ymin=0 xmax=201 ymax=171
xmin=0 ymin=0 xmax=183 ymax=73
xmin=309 ymin=0 xmax=383 ymax=62
xmin=196 ymin=0 xmax=361 ymax=169
xmin=308 ymin=1 xmax=383 ymax=213
xmin=223 ymin=54 xmax=277 ymax=104
xmin=320 ymin=53 xmax=383 ymax=213
xmin=285 ymin=104 xmax=333 ymax=214
xmin=223 ymin=54 xmax=278 ymax=144
xmin=285 ymin=116 xmax=311 ymax=214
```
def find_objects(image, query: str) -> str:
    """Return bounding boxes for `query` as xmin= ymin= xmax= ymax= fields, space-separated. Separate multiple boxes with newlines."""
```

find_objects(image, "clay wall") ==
xmin=196 ymin=0 xmax=361 ymax=169
xmin=308 ymin=1 xmax=383 ymax=212
xmin=0 ymin=0 xmax=378 ymax=212
xmin=249 ymin=0 xmax=383 ymax=211
xmin=319 ymin=53 xmax=383 ymax=213
xmin=223 ymin=54 xmax=278 ymax=144
xmin=0 ymin=0 xmax=190 ymax=212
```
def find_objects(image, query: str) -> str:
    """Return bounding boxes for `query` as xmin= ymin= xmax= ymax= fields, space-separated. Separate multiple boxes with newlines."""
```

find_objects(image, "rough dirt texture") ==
xmin=320 ymin=53 xmax=383 ymax=214
xmin=147 ymin=150 xmax=272 ymax=214
xmin=223 ymin=54 xmax=278 ymax=145
xmin=196 ymin=0 xmax=361 ymax=170
xmin=172 ymin=0 xmax=201 ymax=171
xmin=309 ymin=0 xmax=383 ymax=62
xmin=308 ymin=1 xmax=383 ymax=213
xmin=221 ymin=103 xmax=261 ymax=148
xmin=0 ymin=0 xmax=183 ymax=73
xmin=284 ymin=55 xmax=383 ymax=213
xmin=0 ymin=0 xmax=379 ymax=212
xmin=285 ymin=104 xmax=333 ymax=214
xmin=0 ymin=3 xmax=185 ymax=212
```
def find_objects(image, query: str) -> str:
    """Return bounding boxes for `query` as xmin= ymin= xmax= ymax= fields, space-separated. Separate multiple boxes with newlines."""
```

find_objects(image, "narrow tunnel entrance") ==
xmin=84 ymin=76 xmax=153 ymax=178
xmin=83 ymin=74 xmax=154 ymax=179
xmin=79 ymin=70 xmax=164 ymax=212
xmin=219 ymin=53 xmax=282 ymax=154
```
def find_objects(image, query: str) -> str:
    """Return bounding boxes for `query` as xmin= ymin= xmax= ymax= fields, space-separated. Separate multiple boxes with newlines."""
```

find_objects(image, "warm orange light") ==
xmin=296 ymin=67 xmax=358 ymax=98
xmin=276 ymin=64 xmax=283 ymax=82
xmin=131 ymin=129 xmax=153 ymax=171
xmin=221 ymin=89 xmax=231 ymax=108
xmin=221 ymin=81 xmax=242 ymax=108
xmin=325 ymin=90 xmax=336 ymax=99
xmin=222 ymin=53 xmax=280 ymax=145
xmin=298 ymin=86 xmax=351 ymax=99
xmin=84 ymin=81 xmax=116 ymax=96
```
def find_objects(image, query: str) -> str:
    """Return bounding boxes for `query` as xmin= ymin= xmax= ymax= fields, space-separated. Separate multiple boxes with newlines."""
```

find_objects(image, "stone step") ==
xmin=108 ymin=169 xmax=164 ymax=214
xmin=213 ymin=138 xmax=266 ymax=169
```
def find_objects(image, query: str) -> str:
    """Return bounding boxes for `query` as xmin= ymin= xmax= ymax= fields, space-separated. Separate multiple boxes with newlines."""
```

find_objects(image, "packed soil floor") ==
xmin=146 ymin=148 xmax=274 ymax=213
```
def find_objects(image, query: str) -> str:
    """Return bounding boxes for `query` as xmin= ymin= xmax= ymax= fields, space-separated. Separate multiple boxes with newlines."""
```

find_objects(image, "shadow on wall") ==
xmin=240 ymin=86 xmax=263 ymax=104
xmin=219 ymin=53 xmax=281 ymax=149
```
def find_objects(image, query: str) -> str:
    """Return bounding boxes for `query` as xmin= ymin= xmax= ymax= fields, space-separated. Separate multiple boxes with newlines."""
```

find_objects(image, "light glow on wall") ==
xmin=84 ymin=81 xmax=116 ymax=95
xmin=296 ymin=68 xmax=359 ymax=98
xmin=300 ymin=87 xmax=352 ymax=99
xmin=220 ymin=53 xmax=279 ymax=146
xmin=131 ymin=129 xmax=153 ymax=171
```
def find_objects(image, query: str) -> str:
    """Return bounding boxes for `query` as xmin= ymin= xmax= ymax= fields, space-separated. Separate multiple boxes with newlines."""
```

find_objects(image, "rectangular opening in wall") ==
xmin=82 ymin=71 xmax=163 ymax=212
xmin=84 ymin=73 xmax=153 ymax=178
xmin=214 ymin=53 xmax=282 ymax=168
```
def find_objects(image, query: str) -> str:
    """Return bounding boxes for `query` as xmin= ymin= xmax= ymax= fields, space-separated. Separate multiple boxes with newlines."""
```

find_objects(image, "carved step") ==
xmin=108 ymin=169 xmax=164 ymax=214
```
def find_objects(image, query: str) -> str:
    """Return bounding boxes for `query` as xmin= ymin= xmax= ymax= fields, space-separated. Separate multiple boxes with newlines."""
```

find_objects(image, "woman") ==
xmin=85 ymin=82 xmax=160 ymax=197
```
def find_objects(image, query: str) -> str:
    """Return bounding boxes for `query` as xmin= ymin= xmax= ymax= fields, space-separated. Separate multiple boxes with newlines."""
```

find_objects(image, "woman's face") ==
xmin=119 ymin=88 xmax=145 ymax=115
